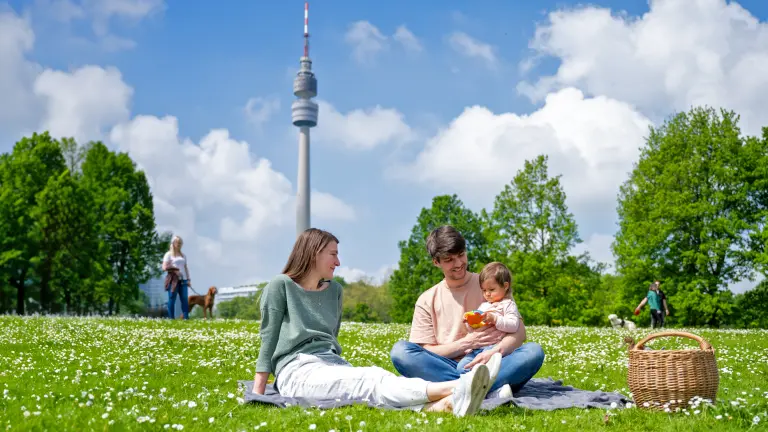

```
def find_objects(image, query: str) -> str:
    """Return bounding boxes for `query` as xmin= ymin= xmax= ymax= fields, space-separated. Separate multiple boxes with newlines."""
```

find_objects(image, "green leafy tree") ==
xmin=0 ymin=133 xmax=66 ymax=314
xmin=30 ymin=170 xmax=102 ymax=312
xmin=81 ymin=142 xmax=167 ymax=314
xmin=340 ymin=280 xmax=393 ymax=323
xmin=612 ymin=107 xmax=753 ymax=326
xmin=741 ymin=132 xmax=768 ymax=275
xmin=483 ymin=155 xmax=589 ymax=325
xmin=733 ymin=280 xmax=768 ymax=328
xmin=388 ymin=194 xmax=490 ymax=323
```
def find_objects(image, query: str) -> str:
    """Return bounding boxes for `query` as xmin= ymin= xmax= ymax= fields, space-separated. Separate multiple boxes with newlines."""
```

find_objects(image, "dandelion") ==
xmin=308 ymin=425 xmax=316 ymax=430
xmin=209 ymin=417 xmax=214 ymax=424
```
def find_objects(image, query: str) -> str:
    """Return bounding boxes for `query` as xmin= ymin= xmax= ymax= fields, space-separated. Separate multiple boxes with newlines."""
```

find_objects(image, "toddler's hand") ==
xmin=481 ymin=312 xmax=497 ymax=325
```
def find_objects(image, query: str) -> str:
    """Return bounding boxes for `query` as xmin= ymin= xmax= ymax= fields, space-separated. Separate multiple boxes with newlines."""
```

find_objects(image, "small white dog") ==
xmin=608 ymin=314 xmax=637 ymax=330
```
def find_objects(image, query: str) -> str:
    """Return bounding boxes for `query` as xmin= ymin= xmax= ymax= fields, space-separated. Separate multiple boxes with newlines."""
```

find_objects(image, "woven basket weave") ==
xmin=628 ymin=331 xmax=719 ymax=411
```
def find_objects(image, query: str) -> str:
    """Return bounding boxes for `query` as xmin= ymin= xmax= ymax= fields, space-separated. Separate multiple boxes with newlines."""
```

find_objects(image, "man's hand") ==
xmin=465 ymin=347 xmax=500 ymax=370
xmin=665 ymin=309 xmax=670 ymax=316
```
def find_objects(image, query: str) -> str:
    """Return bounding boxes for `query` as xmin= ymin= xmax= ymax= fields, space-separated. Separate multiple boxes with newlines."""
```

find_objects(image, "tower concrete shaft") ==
xmin=291 ymin=2 xmax=318 ymax=237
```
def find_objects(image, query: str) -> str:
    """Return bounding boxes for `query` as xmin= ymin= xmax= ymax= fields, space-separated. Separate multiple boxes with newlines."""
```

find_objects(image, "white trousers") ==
xmin=276 ymin=353 xmax=430 ymax=409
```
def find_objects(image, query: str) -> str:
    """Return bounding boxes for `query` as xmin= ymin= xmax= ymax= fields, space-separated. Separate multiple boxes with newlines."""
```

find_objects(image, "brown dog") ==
xmin=188 ymin=286 xmax=218 ymax=319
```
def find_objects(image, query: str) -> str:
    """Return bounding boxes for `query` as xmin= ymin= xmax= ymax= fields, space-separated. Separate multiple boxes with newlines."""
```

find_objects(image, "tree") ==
xmin=741 ymin=132 xmax=768 ymax=275
xmin=733 ymin=281 xmax=768 ymax=328
xmin=0 ymin=133 xmax=66 ymax=314
xmin=30 ymin=170 xmax=101 ymax=313
xmin=612 ymin=107 xmax=754 ymax=326
xmin=81 ymin=142 xmax=167 ymax=314
xmin=483 ymin=155 xmax=590 ymax=325
xmin=388 ymin=195 xmax=490 ymax=323
xmin=484 ymin=155 xmax=581 ymax=263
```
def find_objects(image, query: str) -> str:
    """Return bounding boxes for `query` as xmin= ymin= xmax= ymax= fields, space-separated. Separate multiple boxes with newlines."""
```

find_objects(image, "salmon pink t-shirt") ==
xmin=408 ymin=273 xmax=485 ymax=358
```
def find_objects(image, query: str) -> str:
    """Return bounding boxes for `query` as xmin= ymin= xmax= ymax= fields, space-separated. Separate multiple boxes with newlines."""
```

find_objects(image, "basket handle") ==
xmin=634 ymin=331 xmax=713 ymax=351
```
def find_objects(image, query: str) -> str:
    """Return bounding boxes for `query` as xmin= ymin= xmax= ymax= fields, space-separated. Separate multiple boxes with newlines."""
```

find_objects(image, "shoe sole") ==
xmin=457 ymin=364 xmax=490 ymax=417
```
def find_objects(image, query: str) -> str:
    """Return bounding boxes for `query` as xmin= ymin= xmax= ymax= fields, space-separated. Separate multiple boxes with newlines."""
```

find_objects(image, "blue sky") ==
xmin=2 ymin=0 xmax=767 ymax=292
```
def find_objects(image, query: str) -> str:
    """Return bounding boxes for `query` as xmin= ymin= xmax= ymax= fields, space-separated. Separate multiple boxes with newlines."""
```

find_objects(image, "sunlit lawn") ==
xmin=1 ymin=316 xmax=766 ymax=431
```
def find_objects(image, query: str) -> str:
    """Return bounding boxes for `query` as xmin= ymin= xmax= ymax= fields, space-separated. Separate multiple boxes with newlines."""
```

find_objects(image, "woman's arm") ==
xmin=333 ymin=282 xmax=343 ymax=337
xmin=635 ymin=297 xmax=648 ymax=311
xmin=184 ymin=262 xmax=191 ymax=284
xmin=253 ymin=280 xmax=286 ymax=394
xmin=252 ymin=372 xmax=270 ymax=395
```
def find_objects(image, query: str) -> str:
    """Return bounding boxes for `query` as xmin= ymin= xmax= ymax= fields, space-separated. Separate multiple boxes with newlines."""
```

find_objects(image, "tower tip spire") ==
xmin=303 ymin=2 xmax=309 ymax=58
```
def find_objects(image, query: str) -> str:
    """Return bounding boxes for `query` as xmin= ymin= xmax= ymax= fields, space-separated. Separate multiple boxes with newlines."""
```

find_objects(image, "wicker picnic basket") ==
xmin=627 ymin=331 xmax=719 ymax=411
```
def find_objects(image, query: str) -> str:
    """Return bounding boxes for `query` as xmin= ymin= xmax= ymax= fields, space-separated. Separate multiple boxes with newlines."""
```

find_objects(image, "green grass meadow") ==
xmin=1 ymin=316 xmax=766 ymax=431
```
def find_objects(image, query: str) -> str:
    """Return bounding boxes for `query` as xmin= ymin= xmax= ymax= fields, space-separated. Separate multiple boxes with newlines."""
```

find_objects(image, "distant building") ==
xmin=214 ymin=285 xmax=263 ymax=311
xmin=140 ymin=276 xmax=167 ymax=308
xmin=139 ymin=276 xmax=181 ymax=317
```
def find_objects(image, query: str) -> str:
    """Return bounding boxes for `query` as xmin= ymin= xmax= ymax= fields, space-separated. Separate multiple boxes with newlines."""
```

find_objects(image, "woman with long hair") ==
xmin=162 ymin=235 xmax=191 ymax=319
xmin=252 ymin=228 xmax=500 ymax=416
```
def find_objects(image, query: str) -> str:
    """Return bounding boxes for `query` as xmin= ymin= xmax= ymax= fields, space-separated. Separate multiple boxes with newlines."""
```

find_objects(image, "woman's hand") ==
xmin=252 ymin=372 xmax=269 ymax=395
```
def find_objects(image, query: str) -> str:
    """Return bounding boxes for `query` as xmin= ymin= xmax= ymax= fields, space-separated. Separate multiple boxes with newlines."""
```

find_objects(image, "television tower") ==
xmin=291 ymin=1 xmax=318 ymax=236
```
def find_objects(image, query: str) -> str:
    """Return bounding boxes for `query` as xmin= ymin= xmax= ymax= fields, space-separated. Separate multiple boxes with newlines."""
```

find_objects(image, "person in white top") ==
xmin=457 ymin=262 xmax=523 ymax=379
xmin=162 ymin=235 xmax=192 ymax=319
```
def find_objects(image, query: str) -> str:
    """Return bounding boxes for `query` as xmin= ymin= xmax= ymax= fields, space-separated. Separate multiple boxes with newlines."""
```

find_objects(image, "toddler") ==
xmin=458 ymin=261 xmax=523 ymax=372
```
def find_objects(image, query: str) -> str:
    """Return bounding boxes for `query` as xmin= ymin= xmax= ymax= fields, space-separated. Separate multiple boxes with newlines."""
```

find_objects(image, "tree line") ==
xmin=388 ymin=107 xmax=768 ymax=329
xmin=3 ymin=106 xmax=767 ymax=329
xmin=0 ymin=133 xmax=169 ymax=315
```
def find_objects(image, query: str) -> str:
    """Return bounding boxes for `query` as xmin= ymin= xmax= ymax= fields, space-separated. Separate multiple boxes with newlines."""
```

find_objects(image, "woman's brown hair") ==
xmin=282 ymin=228 xmax=339 ymax=283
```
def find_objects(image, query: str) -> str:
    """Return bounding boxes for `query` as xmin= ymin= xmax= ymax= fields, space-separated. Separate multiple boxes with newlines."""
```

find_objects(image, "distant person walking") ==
xmin=634 ymin=282 xmax=663 ymax=328
xmin=654 ymin=280 xmax=670 ymax=327
xmin=163 ymin=235 xmax=192 ymax=319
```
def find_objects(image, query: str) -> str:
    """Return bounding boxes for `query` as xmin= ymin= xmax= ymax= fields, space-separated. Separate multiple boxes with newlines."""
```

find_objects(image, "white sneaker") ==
xmin=485 ymin=383 xmax=513 ymax=400
xmin=484 ymin=352 xmax=502 ymax=384
xmin=451 ymin=364 xmax=490 ymax=417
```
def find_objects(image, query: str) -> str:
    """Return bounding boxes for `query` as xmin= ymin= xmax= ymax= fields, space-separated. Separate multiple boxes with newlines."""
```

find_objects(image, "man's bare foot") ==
xmin=424 ymin=395 xmax=453 ymax=413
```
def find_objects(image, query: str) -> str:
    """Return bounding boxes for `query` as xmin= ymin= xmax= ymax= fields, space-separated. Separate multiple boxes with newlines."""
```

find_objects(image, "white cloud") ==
xmin=336 ymin=264 xmax=396 ymax=285
xmin=0 ymin=11 xmax=42 ymax=136
xmin=448 ymin=32 xmax=497 ymax=66
xmin=518 ymin=0 xmax=768 ymax=134
xmin=244 ymin=96 xmax=280 ymax=127
xmin=312 ymin=191 xmax=356 ymax=222
xmin=393 ymin=87 xmax=651 ymax=216
xmin=28 ymin=0 xmax=165 ymax=51
xmin=314 ymin=100 xmax=413 ymax=150
xmin=393 ymin=25 xmax=423 ymax=52
xmin=34 ymin=65 xmax=133 ymax=142
xmin=344 ymin=21 xmax=424 ymax=64
xmin=345 ymin=20 xmax=388 ymax=64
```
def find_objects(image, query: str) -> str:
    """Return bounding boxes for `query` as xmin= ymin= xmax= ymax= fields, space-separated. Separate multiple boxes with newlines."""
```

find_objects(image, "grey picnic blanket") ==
xmin=238 ymin=378 xmax=630 ymax=411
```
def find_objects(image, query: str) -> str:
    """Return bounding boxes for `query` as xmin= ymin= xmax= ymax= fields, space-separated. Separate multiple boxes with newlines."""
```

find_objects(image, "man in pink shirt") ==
xmin=390 ymin=225 xmax=545 ymax=398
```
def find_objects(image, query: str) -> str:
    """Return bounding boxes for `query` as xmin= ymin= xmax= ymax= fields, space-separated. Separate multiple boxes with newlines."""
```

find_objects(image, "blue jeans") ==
xmin=390 ymin=340 xmax=545 ymax=393
xmin=457 ymin=346 xmax=498 ymax=372
xmin=168 ymin=279 xmax=189 ymax=319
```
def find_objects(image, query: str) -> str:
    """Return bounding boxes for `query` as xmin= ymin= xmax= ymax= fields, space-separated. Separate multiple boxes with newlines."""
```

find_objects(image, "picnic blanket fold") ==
xmin=238 ymin=378 xmax=630 ymax=412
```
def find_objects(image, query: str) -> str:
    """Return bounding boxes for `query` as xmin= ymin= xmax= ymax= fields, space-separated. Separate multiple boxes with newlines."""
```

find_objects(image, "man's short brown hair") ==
xmin=425 ymin=225 xmax=466 ymax=262
xmin=479 ymin=262 xmax=513 ymax=298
